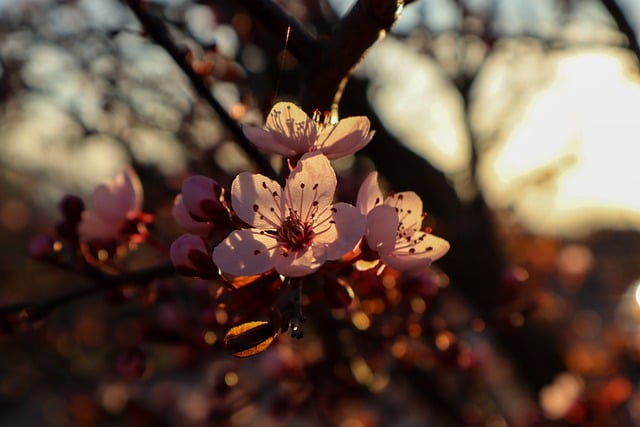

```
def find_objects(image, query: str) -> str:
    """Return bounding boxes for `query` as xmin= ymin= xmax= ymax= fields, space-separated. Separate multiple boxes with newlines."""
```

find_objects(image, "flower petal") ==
xmin=78 ymin=210 xmax=121 ymax=241
xmin=314 ymin=202 xmax=366 ymax=260
xmin=317 ymin=116 xmax=374 ymax=159
xmin=283 ymin=152 xmax=336 ymax=223
xmin=92 ymin=167 xmax=143 ymax=222
xmin=243 ymin=126 xmax=298 ymax=157
xmin=356 ymin=171 xmax=384 ymax=215
xmin=272 ymin=244 xmax=327 ymax=277
xmin=264 ymin=102 xmax=317 ymax=155
xmin=170 ymin=234 xmax=216 ymax=277
xmin=181 ymin=175 xmax=225 ymax=221
xmin=212 ymin=229 xmax=276 ymax=276
xmin=381 ymin=232 xmax=450 ymax=272
xmin=365 ymin=205 xmax=398 ymax=254
xmin=172 ymin=195 xmax=214 ymax=235
xmin=231 ymin=172 xmax=284 ymax=229
xmin=384 ymin=191 xmax=423 ymax=237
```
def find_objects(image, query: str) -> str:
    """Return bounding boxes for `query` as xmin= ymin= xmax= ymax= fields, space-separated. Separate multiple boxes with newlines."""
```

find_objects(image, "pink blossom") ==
xmin=78 ymin=167 xmax=149 ymax=243
xmin=213 ymin=153 xmax=366 ymax=277
xmin=172 ymin=194 xmax=215 ymax=236
xmin=356 ymin=172 xmax=450 ymax=272
xmin=180 ymin=175 xmax=227 ymax=222
xmin=243 ymin=102 xmax=374 ymax=160
xmin=170 ymin=234 xmax=217 ymax=278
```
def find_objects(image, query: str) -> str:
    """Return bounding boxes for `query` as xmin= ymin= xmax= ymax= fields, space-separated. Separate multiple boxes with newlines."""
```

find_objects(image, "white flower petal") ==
xmin=243 ymin=125 xmax=298 ymax=157
xmin=265 ymin=102 xmax=317 ymax=154
xmin=231 ymin=172 xmax=284 ymax=229
xmin=381 ymin=232 xmax=450 ymax=272
xmin=317 ymin=116 xmax=374 ymax=159
xmin=365 ymin=205 xmax=398 ymax=254
xmin=212 ymin=229 xmax=276 ymax=276
xmin=356 ymin=171 xmax=384 ymax=215
xmin=272 ymin=243 xmax=327 ymax=277
xmin=384 ymin=191 xmax=423 ymax=236
xmin=283 ymin=152 xmax=336 ymax=223
xmin=314 ymin=202 xmax=366 ymax=260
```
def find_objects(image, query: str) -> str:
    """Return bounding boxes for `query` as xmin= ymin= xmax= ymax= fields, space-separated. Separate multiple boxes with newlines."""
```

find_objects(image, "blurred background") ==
xmin=2 ymin=0 xmax=640 ymax=425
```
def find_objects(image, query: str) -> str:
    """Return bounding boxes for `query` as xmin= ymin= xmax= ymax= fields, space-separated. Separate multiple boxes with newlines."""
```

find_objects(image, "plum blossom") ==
xmin=213 ymin=152 xmax=366 ymax=277
xmin=78 ymin=167 xmax=151 ymax=244
xmin=172 ymin=195 xmax=215 ymax=236
xmin=172 ymin=175 xmax=229 ymax=236
xmin=243 ymin=102 xmax=374 ymax=160
xmin=356 ymin=172 xmax=450 ymax=272
xmin=170 ymin=234 xmax=217 ymax=278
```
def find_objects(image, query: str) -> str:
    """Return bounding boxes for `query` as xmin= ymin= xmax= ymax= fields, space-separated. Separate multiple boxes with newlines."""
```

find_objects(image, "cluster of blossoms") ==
xmin=30 ymin=102 xmax=449 ymax=358
xmin=30 ymin=167 xmax=154 ymax=267
xmin=169 ymin=102 xmax=450 ymax=354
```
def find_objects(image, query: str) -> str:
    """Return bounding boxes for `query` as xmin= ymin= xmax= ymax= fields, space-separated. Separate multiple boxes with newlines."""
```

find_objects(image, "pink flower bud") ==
xmin=29 ymin=234 xmax=56 ymax=260
xmin=181 ymin=176 xmax=227 ymax=222
xmin=172 ymin=195 xmax=214 ymax=235
xmin=170 ymin=234 xmax=218 ymax=278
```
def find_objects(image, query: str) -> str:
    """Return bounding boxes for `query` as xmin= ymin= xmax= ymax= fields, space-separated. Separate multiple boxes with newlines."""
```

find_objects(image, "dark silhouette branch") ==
xmin=301 ymin=0 xmax=402 ymax=113
xmin=0 ymin=262 xmax=176 ymax=323
xmin=600 ymin=0 xmax=640 ymax=62
xmin=232 ymin=0 xmax=319 ymax=63
xmin=125 ymin=0 xmax=278 ymax=179
xmin=600 ymin=0 xmax=640 ymax=65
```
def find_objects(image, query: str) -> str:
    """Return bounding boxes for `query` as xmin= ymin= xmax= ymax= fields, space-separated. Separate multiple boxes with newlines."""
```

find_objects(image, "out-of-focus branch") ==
xmin=0 ymin=262 xmax=175 ymax=324
xmin=232 ymin=0 xmax=319 ymax=63
xmin=300 ymin=0 xmax=402 ymax=113
xmin=600 ymin=0 xmax=640 ymax=64
xmin=234 ymin=0 xmax=408 ymax=114
xmin=125 ymin=0 xmax=277 ymax=179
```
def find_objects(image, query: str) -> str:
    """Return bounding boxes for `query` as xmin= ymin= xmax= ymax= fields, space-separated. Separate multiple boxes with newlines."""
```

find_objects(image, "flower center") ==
xmin=312 ymin=109 xmax=335 ymax=129
xmin=277 ymin=216 xmax=315 ymax=254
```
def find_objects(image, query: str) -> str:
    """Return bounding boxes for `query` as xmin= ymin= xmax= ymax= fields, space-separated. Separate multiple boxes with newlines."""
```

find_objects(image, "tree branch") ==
xmin=600 ymin=0 xmax=640 ymax=65
xmin=125 ymin=0 xmax=278 ymax=179
xmin=0 ymin=262 xmax=176 ymax=324
xmin=300 ymin=0 xmax=402 ymax=113
xmin=232 ymin=0 xmax=319 ymax=64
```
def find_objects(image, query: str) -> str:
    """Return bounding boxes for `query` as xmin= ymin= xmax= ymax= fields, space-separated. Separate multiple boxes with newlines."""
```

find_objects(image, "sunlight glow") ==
xmin=634 ymin=282 xmax=640 ymax=308
xmin=362 ymin=38 xmax=471 ymax=175
xmin=479 ymin=47 xmax=640 ymax=235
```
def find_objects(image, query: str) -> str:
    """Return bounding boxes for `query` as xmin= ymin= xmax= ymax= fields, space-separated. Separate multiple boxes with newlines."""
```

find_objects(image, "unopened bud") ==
xmin=181 ymin=176 xmax=227 ymax=222
xmin=172 ymin=195 xmax=214 ymax=235
xmin=170 ymin=234 xmax=218 ymax=278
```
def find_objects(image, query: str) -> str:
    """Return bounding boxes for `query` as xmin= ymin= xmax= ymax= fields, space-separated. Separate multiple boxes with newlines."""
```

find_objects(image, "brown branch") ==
xmin=0 ymin=262 xmax=176 ymax=324
xmin=600 ymin=0 xmax=640 ymax=65
xmin=125 ymin=0 xmax=277 ymax=179
xmin=300 ymin=0 xmax=402 ymax=113
xmin=232 ymin=0 xmax=319 ymax=63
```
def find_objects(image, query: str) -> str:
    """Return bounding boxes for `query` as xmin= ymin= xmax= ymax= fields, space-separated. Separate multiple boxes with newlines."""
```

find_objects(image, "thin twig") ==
xmin=0 ymin=262 xmax=176 ymax=321
xmin=125 ymin=0 xmax=278 ymax=179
